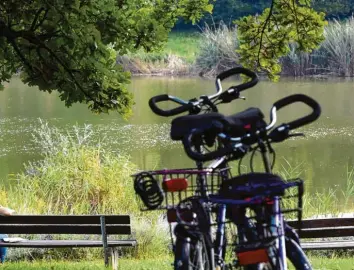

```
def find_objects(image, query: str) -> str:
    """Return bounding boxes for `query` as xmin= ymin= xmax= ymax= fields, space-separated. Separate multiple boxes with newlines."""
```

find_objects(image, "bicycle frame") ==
xmin=194 ymin=138 xmax=289 ymax=269
xmin=258 ymin=139 xmax=287 ymax=269
xmin=194 ymin=153 xmax=228 ymax=270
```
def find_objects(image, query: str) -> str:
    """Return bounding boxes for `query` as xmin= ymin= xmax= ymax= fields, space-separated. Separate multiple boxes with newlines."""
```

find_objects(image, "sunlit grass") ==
xmin=0 ymin=258 xmax=172 ymax=270
xmin=2 ymin=256 xmax=354 ymax=270
xmin=117 ymin=32 xmax=200 ymax=74
xmin=1 ymin=121 xmax=353 ymax=263
xmin=269 ymin=158 xmax=354 ymax=219
xmin=164 ymin=32 xmax=201 ymax=63
xmin=0 ymin=120 xmax=169 ymax=260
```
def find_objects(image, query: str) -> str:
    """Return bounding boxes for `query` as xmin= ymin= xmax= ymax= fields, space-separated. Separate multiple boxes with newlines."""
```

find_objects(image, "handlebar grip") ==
xmin=216 ymin=67 xmax=257 ymax=81
xmin=149 ymin=95 xmax=192 ymax=117
xmin=216 ymin=67 xmax=258 ymax=102
xmin=182 ymin=130 xmax=233 ymax=161
xmin=273 ymin=94 xmax=321 ymax=130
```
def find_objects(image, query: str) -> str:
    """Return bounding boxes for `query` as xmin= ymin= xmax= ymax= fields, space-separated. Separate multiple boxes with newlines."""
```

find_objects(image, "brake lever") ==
xmin=228 ymin=88 xmax=246 ymax=100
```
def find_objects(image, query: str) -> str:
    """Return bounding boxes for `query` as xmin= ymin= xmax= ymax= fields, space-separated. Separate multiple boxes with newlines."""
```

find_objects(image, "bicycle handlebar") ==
xmin=216 ymin=67 xmax=258 ymax=91
xmin=148 ymin=67 xmax=258 ymax=117
xmin=272 ymin=94 xmax=321 ymax=130
xmin=148 ymin=94 xmax=194 ymax=117
xmin=182 ymin=94 xmax=321 ymax=161
xmin=217 ymin=67 xmax=258 ymax=103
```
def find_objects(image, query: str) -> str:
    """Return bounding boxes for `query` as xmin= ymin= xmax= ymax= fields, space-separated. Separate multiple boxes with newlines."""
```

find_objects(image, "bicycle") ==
xmin=175 ymin=93 xmax=321 ymax=269
xmin=133 ymin=67 xmax=320 ymax=269
xmin=135 ymin=67 xmax=260 ymax=268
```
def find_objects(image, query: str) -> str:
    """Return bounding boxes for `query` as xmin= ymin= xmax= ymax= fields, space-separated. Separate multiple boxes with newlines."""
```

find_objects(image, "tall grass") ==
xmin=0 ymin=120 xmax=169 ymax=260
xmin=279 ymin=17 xmax=354 ymax=77
xmin=117 ymin=53 xmax=191 ymax=75
xmin=280 ymin=45 xmax=326 ymax=77
xmin=4 ymin=121 xmax=138 ymax=215
xmin=195 ymin=18 xmax=354 ymax=77
xmin=321 ymin=17 xmax=354 ymax=77
xmin=4 ymin=122 xmax=353 ymax=261
xmin=276 ymin=159 xmax=354 ymax=219
xmin=195 ymin=22 xmax=239 ymax=77
xmin=116 ymin=18 xmax=354 ymax=77
xmin=303 ymin=166 xmax=354 ymax=218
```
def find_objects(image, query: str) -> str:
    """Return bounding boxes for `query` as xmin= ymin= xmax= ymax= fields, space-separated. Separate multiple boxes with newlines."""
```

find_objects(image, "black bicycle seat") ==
xmin=219 ymin=173 xmax=287 ymax=199
xmin=170 ymin=108 xmax=266 ymax=141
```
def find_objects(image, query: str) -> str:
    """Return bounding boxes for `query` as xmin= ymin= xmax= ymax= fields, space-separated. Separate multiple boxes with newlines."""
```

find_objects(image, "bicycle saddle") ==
xmin=170 ymin=107 xmax=266 ymax=141
xmin=219 ymin=173 xmax=287 ymax=199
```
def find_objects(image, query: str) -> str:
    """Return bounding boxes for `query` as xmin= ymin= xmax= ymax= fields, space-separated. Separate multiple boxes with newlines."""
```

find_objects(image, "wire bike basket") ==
xmin=216 ymin=173 xmax=304 ymax=267
xmin=133 ymin=168 xmax=230 ymax=211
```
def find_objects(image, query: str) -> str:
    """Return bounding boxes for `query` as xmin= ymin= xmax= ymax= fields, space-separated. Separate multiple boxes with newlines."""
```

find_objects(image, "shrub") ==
xmin=321 ymin=17 xmax=354 ymax=77
xmin=1 ymin=120 xmax=169 ymax=260
xmin=195 ymin=21 xmax=239 ymax=77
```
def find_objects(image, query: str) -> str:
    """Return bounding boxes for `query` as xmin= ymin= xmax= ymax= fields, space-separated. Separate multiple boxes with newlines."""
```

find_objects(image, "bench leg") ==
xmin=100 ymin=216 xmax=109 ymax=267
xmin=111 ymin=247 xmax=119 ymax=270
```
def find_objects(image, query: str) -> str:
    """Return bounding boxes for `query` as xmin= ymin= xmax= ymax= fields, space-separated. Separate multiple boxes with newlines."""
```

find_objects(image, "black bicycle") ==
xmin=133 ymin=67 xmax=320 ymax=269
xmin=135 ymin=67 xmax=259 ymax=269
xmin=175 ymin=93 xmax=320 ymax=269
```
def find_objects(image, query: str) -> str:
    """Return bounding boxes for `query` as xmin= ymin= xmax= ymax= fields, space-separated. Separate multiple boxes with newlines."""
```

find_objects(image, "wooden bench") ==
xmin=288 ymin=217 xmax=354 ymax=250
xmin=0 ymin=215 xmax=137 ymax=269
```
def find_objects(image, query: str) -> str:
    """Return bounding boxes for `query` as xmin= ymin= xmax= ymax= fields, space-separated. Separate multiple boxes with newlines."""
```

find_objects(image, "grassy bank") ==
xmin=0 ymin=258 xmax=172 ymax=270
xmin=1 ymin=256 xmax=353 ymax=270
xmin=2 ymin=121 xmax=353 ymax=263
xmin=124 ymin=17 xmax=354 ymax=77
xmin=164 ymin=32 xmax=201 ymax=63
xmin=117 ymin=32 xmax=201 ymax=75
xmin=0 ymin=121 xmax=169 ymax=261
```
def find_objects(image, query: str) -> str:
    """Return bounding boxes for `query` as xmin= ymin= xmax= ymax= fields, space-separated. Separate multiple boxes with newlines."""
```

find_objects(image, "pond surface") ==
xmin=1 ymin=76 xmax=354 ymax=196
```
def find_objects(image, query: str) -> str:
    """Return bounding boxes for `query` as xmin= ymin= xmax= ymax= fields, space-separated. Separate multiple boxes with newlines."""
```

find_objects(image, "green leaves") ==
xmin=0 ymin=0 xmax=211 ymax=115
xmin=236 ymin=0 xmax=327 ymax=81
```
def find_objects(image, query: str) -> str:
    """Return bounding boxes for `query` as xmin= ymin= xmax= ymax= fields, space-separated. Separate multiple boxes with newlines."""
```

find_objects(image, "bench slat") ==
xmin=0 ymin=240 xmax=137 ymax=248
xmin=0 ymin=215 xmax=130 ymax=225
xmin=0 ymin=225 xmax=131 ymax=235
xmin=298 ymin=227 xmax=354 ymax=238
xmin=287 ymin=218 xmax=354 ymax=229
xmin=301 ymin=241 xmax=354 ymax=250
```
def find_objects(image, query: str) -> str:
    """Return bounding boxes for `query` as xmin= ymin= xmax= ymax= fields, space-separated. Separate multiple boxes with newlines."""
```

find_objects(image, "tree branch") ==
xmin=34 ymin=8 xmax=49 ymax=30
xmin=1 ymin=18 xmax=103 ymax=107
xmin=7 ymin=37 xmax=35 ymax=74
xmin=38 ymin=30 xmax=62 ymax=40
xmin=36 ymin=41 xmax=104 ymax=107
xmin=257 ymin=0 xmax=275 ymax=67
xmin=30 ymin=8 xmax=45 ymax=31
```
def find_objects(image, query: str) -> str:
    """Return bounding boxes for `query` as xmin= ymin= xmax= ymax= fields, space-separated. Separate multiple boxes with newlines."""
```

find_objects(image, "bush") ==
xmin=195 ymin=18 xmax=354 ymax=78
xmin=195 ymin=22 xmax=240 ymax=77
xmin=321 ymin=17 xmax=354 ymax=77
xmin=1 ymin=120 xmax=169 ymax=260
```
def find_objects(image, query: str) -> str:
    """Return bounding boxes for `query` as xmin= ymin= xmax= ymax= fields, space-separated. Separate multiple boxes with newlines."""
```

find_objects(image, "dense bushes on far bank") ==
xmin=122 ymin=18 xmax=354 ymax=78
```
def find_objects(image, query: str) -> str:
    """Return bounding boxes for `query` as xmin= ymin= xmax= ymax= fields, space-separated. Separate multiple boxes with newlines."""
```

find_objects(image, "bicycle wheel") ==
xmin=174 ymin=235 xmax=212 ymax=270
xmin=286 ymin=238 xmax=312 ymax=270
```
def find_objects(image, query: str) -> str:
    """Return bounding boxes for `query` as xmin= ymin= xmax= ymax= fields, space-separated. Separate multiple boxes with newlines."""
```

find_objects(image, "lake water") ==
xmin=2 ymin=76 xmax=354 ymax=197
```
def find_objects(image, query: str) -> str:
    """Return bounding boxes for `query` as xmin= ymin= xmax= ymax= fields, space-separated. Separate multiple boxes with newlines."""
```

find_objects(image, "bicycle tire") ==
xmin=174 ymin=236 xmax=212 ymax=270
xmin=286 ymin=238 xmax=312 ymax=270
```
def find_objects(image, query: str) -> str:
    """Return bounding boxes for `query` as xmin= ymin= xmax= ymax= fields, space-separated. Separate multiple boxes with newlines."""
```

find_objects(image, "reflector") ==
xmin=162 ymin=178 xmax=188 ymax=192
